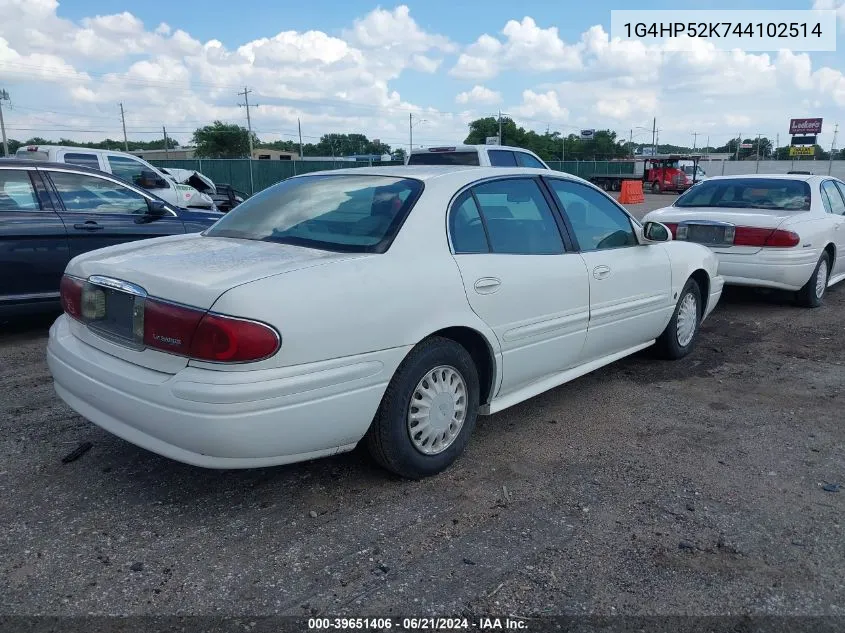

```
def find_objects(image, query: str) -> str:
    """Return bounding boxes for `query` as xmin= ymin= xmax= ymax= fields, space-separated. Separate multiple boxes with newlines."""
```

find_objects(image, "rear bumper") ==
xmin=716 ymin=248 xmax=819 ymax=291
xmin=47 ymin=315 xmax=408 ymax=469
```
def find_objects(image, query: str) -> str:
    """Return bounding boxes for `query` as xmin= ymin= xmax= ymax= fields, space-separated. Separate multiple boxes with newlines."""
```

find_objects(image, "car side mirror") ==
xmin=641 ymin=221 xmax=672 ymax=243
xmin=145 ymin=199 xmax=168 ymax=216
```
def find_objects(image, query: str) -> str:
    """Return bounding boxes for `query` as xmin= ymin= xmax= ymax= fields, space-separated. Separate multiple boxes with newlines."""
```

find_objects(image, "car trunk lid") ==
xmin=64 ymin=233 xmax=367 ymax=372
xmin=651 ymin=207 xmax=795 ymax=254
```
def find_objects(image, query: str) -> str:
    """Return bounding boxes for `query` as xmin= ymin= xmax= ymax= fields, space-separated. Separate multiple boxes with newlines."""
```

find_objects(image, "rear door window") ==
xmin=0 ymin=170 xmax=41 ymax=211
xmin=471 ymin=178 xmax=564 ymax=254
xmin=488 ymin=150 xmax=517 ymax=167
xmin=62 ymin=153 xmax=100 ymax=169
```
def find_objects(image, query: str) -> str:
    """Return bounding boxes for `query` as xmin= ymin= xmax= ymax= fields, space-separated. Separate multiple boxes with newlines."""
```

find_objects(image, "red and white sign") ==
xmin=789 ymin=118 xmax=823 ymax=135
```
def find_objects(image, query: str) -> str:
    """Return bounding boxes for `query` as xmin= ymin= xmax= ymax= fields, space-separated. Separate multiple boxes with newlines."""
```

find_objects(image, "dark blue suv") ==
xmin=0 ymin=160 xmax=223 ymax=316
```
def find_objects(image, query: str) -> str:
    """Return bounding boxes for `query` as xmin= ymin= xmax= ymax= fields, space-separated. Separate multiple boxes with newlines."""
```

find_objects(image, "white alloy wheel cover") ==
xmin=816 ymin=259 xmax=828 ymax=299
xmin=408 ymin=365 xmax=467 ymax=455
xmin=676 ymin=292 xmax=698 ymax=348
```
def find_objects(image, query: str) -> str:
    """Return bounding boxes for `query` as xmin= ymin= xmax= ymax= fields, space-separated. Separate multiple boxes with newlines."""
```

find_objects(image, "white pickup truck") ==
xmin=407 ymin=144 xmax=550 ymax=169
xmin=15 ymin=145 xmax=216 ymax=209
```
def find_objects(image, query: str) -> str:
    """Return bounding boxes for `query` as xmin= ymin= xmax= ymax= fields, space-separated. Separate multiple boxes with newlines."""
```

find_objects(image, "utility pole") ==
xmin=692 ymin=131 xmax=699 ymax=152
xmin=755 ymin=133 xmax=761 ymax=173
xmin=237 ymin=86 xmax=256 ymax=194
xmin=705 ymin=135 xmax=710 ymax=158
xmin=651 ymin=117 xmax=656 ymax=157
xmin=775 ymin=133 xmax=779 ymax=159
xmin=119 ymin=103 xmax=129 ymax=152
xmin=0 ymin=89 xmax=9 ymax=157
xmin=162 ymin=126 xmax=169 ymax=159
xmin=629 ymin=129 xmax=633 ymax=157
xmin=498 ymin=110 xmax=502 ymax=145
xmin=298 ymin=118 xmax=304 ymax=159
xmin=735 ymin=133 xmax=741 ymax=161
xmin=829 ymin=123 xmax=839 ymax=175
xmin=409 ymin=113 xmax=413 ymax=152
xmin=562 ymin=134 xmax=565 ymax=162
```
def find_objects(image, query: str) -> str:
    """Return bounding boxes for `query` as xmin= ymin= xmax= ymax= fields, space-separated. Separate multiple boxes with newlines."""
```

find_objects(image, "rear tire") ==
xmin=795 ymin=252 xmax=829 ymax=308
xmin=655 ymin=279 xmax=702 ymax=360
xmin=366 ymin=337 xmax=480 ymax=479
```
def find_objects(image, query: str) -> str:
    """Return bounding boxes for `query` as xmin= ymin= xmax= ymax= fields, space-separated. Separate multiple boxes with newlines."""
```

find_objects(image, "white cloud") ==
xmin=1 ymin=3 xmax=845 ymax=151
xmin=512 ymin=90 xmax=569 ymax=120
xmin=450 ymin=19 xmax=581 ymax=79
xmin=455 ymin=85 xmax=501 ymax=105
xmin=813 ymin=0 xmax=845 ymax=30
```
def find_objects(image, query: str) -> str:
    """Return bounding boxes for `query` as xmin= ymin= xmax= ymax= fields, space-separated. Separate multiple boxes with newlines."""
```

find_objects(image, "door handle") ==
xmin=593 ymin=265 xmax=611 ymax=280
xmin=474 ymin=277 xmax=501 ymax=294
xmin=73 ymin=221 xmax=104 ymax=231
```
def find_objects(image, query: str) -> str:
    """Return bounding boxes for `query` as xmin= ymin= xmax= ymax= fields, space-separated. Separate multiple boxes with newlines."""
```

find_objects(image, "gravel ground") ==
xmin=2 ymin=191 xmax=843 ymax=618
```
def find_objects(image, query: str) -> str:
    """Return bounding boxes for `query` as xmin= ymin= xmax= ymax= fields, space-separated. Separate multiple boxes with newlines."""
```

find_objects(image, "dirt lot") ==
xmin=1 ymin=193 xmax=843 ymax=618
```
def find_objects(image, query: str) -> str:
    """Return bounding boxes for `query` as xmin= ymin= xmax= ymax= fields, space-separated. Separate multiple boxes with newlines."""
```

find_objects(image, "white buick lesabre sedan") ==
xmin=644 ymin=174 xmax=845 ymax=307
xmin=47 ymin=166 xmax=724 ymax=478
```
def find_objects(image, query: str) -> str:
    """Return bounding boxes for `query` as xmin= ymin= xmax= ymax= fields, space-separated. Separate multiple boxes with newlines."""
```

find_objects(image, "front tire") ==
xmin=655 ymin=279 xmax=702 ymax=360
xmin=651 ymin=181 xmax=662 ymax=194
xmin=366 ymin=337 xmax=480 ymax=479
xmin=795 ymin=252 xmax=830 ymax=308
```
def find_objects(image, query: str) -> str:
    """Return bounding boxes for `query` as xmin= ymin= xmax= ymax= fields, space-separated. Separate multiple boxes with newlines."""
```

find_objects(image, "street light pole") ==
xmin=0 ymin=89 xmax=10 ymax=157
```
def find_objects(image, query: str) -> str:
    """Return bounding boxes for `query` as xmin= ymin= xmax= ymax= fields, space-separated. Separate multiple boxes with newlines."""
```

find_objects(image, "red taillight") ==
xmin=663 ymin=223 xmax=678 ymax=237
xmin=143 ymin=299 xmax=204 ymax=357
xmin=189 ymin=313 xmax=280 ymax=362
xmin=764 ymin=229 xmax=801 ymax=248
xmin=60 ymin=275 xmax=83 ymax=319
xmin=142 ymin=299 xmax=279 ymax=363
xmin=733 ymin=227 xmax=800 ymax=248
xmin=733 ymin=226 xmax=774 ymax=246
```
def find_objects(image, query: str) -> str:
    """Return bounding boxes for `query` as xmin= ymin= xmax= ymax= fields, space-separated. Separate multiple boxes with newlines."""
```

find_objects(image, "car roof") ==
xmin=701 ymin=173 xmax=829 ymax=183
xmin=0 ymin=158 xmax=112 ymax=176
xmin=409 ymin=144 xmax=539 ymax=153
xmin=15 ymin=144 xmax=106 ymax=152
xmin=291 ymin=165 xmax=588 ymax=186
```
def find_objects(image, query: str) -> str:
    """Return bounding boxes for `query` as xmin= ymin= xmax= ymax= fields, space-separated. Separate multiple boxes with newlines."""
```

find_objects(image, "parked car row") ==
xmin=46 ymin=165 xmax=724 ymax=478
xmin=0 ymin=161 xmax=223 ymax=315
xmin=15 ymin=145 xmax=218 ymax=210
xmin=644 ymin=174 xmax=845 ymax=308
xmin=4 ymin=158 xmax=843 ymax=479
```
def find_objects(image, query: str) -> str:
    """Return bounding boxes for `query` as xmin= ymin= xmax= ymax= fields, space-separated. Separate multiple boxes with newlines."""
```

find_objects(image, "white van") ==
xmin=407 ymin=144 xmax=550 ymax=169
xmin=14 ymin=145 xmax=215 ymax=209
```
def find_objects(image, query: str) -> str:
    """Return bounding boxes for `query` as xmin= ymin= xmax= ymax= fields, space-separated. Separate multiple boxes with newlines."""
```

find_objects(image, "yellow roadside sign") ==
xmin=790 ymin=146 xmax=814 ymax=156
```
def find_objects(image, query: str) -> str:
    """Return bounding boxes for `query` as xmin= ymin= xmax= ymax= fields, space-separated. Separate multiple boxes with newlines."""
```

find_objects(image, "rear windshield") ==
xmin=407 ymin=151 xmax=480 ymax=166
xmin=204 ymin=174 xmax=424 ymax=253
xmin=675 ymin=178 xmax=811 ymax=211
xmin=15 ymin=149 xmax=49 ymax=161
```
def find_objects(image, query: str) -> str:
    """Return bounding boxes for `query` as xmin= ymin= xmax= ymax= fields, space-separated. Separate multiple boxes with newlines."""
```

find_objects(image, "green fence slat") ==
xmin=150 ymin=159 xmax=633 ymax=194
xmin=150 ymin=159 xmax=405 ymax=195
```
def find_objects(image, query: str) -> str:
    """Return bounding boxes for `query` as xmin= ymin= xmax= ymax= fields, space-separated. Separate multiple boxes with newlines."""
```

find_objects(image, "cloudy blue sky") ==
xmin=1 ymin=0 xmax=844 ymax=151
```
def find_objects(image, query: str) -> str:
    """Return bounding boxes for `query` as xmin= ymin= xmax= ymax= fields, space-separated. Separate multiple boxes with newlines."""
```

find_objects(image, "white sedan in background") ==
xmin=644 ymin=174 xmax=845 ymax=307
xmin=47 ymin=166 xmax=723 ymax=479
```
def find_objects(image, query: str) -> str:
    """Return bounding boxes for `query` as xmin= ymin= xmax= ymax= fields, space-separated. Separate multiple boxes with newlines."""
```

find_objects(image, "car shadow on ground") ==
xmin=0 ymin=310 xmax=61 ymax=338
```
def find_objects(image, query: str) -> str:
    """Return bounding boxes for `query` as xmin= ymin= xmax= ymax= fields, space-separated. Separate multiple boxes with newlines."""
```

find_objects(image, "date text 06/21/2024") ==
xmin=307 ymin=617 xmax=528 ymax=630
